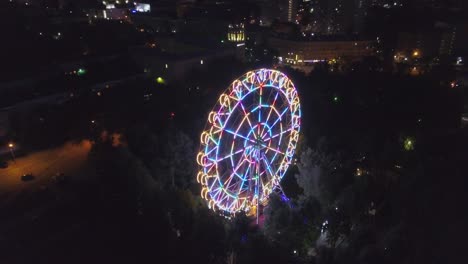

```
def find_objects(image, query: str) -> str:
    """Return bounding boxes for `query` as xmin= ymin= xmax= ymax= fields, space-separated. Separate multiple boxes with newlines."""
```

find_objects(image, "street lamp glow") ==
xmin=404 ymin=138 xmax=415 ymax=151
xmin=77 ymin=68 xmax=87 ymax=76
xmin=8 ymin=142 xmax=16 ymax=161
xmin=156 ymin=77 xmax=165 ymax=84
xmin=356 ymin=167 xmax=362 ymax=176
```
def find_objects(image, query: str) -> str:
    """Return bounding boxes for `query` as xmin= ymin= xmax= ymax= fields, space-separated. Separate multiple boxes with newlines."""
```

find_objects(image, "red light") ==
xmin=170 ymin=112 xmax=175 ymax=117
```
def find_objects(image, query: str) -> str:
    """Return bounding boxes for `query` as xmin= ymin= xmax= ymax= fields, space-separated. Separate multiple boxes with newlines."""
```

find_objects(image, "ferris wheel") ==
xmin=196 ymin=69 xmax=301 ymax=215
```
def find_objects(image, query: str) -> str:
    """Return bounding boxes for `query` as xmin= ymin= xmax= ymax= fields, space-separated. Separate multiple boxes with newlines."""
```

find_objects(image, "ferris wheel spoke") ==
xmin=258 ymin=84 xmax=263 ymax=130
xmin=216 ymin=145 xmax=250 ymax=162
xmin=239 ymin=101 xmax=256 ymax=131
xmin=212 ymin=187 xmax=223 ymax=199
xmin=223 ymin=129 xmax=256 ymax=144
xmin=262 ymin=145 xmax=285 ymax=155
xmin=224 ymin=172 xmax=238 ymax=191
xmin=262 ymin=152 xmax=281 ymax=185
xmin=216 ymin=191 xmax=228 ymax=205
xmin=241 ymin=80 xmax=251 ymax=92
xmin=262 ymin=156 xmax=276 ymax=179
xmin=234 ymin=113 xmax=256 ymax=145
xmin=260 ymin=91 xmax=280 ymax=136
xmin=269 ymin=106 xmax=289 ymax=130
xmin=236 ymin=163 xmax=252 ymax=197
xmin=263 ymin=127 xmax=293 ymax=142
xmin=225 ymin=154 xmax=249 ymax=188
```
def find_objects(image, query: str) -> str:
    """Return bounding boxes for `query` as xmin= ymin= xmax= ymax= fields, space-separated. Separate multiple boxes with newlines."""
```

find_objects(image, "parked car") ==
xmin=52 ymin=172 xmax=67 ymax=184
xmin=21 ymin=174 xmax=35 ymax=181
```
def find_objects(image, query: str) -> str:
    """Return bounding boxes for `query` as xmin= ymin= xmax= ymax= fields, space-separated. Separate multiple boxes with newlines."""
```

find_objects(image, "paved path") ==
xmin=0 ymin=140 xmax=92 ymax=196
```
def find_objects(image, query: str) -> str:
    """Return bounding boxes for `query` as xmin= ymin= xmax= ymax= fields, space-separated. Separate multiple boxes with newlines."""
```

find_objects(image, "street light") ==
xmin=156 ymin=77 xmax=165 ymax=84
xmin=404 ymin=137 xmax=415 ymax=151
xmin=8 ymin=142 xmax=15 ymax=161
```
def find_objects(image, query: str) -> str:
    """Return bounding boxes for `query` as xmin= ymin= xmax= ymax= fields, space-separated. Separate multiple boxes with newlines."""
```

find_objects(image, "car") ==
xmin=52 ymin=172 xmax=67 ymax=184
xmin=21 ymin=174 xmax=35 ymax=181
xmin=0 ymin=160 xmax=8 ymax=169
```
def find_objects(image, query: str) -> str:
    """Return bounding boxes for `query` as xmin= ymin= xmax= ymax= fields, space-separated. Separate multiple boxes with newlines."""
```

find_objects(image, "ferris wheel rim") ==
xmin=197 ymin=68 xmax=301 ymax=213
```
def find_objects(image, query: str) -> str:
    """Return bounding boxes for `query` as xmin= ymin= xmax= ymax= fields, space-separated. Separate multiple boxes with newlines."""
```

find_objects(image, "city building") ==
xmin=130 ymin=44 xmax=237 ymax=83
xmin=280 ymin=0 xmax=299 ymax=23
xmin=352 ymin=0 xmax=369 ymax=33
xmin=227 ymin=24 xmax=245 ymax=43
xmin=395 ymin=21 xmax=465 ymax=60
xmin=254 ymin=0 xmax=299 ymax=25
xmin=268 ymin=37 xmax=374 ymax=64
xmin=12 ymin=0 xmax=66 ymax=8
xmin=439 ymin=24 xmax=457 ymax=56
xmin=293 ymin=0 xmax=370 ymax=35
xmin=368 ymin=0 xmax=403 ymax=8
xmin=134 ymin=2 xmax=150 ymax=13
xmin=87 ymin=7 xmax=129 ymax=21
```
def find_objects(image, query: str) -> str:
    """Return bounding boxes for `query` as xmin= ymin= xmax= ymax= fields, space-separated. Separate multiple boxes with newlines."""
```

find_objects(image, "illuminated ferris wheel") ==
xmin=196 ymin=69 xmax=301 ymax=215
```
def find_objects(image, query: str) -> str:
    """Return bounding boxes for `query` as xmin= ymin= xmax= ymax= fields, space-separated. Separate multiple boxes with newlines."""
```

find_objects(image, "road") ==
xmin=0 ymin=140 xmax=92 ymax=197
xmin=0 ymin=140 xmax=98 ymax=263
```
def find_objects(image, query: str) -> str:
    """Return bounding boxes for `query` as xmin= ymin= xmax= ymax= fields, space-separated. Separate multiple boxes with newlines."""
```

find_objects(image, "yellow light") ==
xmin=208 ymin=111 xmax=218 ymax=124
xmin=219 ymin=94 xmax=230 ymax=107
xmin=8 ymin=143 xmax=14 ymax=148
xmin=156 ymin=77 xmax=165 ymax=84
xmin=196 ymin=152 xmax=205 ymax=166
xmin=356 ymin=168 xmax=362 ymax=176
xmin=201 ymin=187 xmax=209 ymax=200
xmin=404 ymin=138 xmax=415 ymax=151
xmin=413 ymin=50 xmax=419 ymax=57
xmin=197 ymin=172 xmax=204 ymax=183
xmin=200 ymin=131 xmax=210 ymax=145
xmin=209 ymin=200 xmax=216 ymax=210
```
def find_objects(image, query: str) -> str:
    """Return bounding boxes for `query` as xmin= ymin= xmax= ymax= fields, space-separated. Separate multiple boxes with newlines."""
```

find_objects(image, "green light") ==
xmin=333 ymin=96 xmax=339 ymax=102
xmin=77 ymin=68 xmax=86 ymax=76
xmin=156 ymin=77 xmax=165 ymax=84
xmin=404 ymin=138 xmax=415 ymax=151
